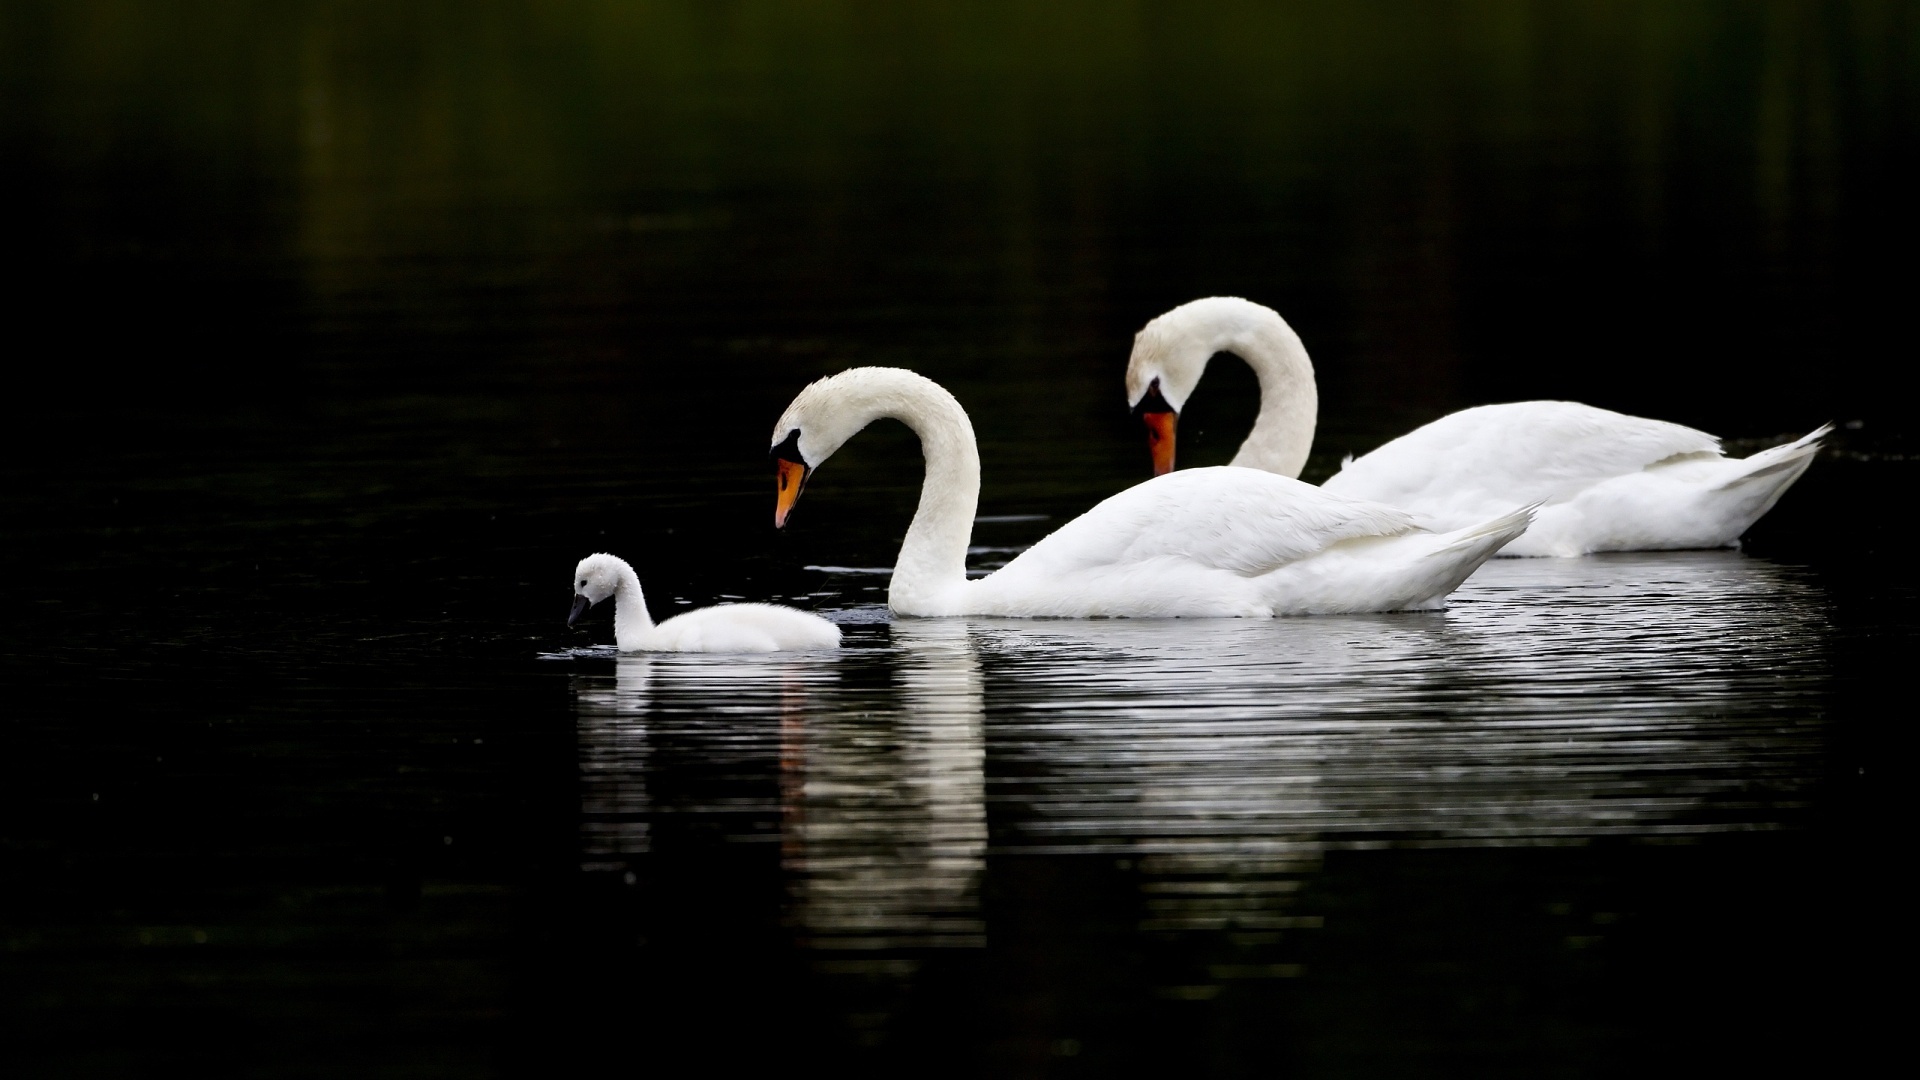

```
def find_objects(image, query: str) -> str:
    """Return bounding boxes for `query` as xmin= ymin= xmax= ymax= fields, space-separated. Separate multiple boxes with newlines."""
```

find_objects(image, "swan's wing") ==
xmin=1321 ymin=401 xmax=1721 ymax=510
xmin=1002 ymin=467 xmax=1421 ymax=580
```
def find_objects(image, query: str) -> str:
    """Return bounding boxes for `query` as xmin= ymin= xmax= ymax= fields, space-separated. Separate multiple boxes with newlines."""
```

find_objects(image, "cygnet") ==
xmin=568 ymin=552 xmax=840 ymax=653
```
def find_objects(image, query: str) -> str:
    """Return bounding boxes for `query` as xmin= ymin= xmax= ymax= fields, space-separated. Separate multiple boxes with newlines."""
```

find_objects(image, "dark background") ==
xmin=2 ymin=2 xmax=1914 ymax=1076
xmin=7 ymin=0 xmax=1912 ymax=608
xmin=6 ymin=1 xmax=1913 ymax=459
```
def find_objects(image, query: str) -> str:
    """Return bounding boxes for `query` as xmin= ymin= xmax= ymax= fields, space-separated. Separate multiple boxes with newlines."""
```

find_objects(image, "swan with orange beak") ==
xmin=771 ymin=429 xmax=810 ymax=529
xmin=1125 ymin=297 xmax=1320 ymax=478
xmin=768 ymin=366 xmax=1531 ymax=618
xmin=1124 ymin=296 xmax=1828 ymax=556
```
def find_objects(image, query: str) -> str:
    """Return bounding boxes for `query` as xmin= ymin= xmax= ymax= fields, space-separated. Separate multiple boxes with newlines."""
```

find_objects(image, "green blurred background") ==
xmin=6 ymin=0 xmax=1914 ymax=469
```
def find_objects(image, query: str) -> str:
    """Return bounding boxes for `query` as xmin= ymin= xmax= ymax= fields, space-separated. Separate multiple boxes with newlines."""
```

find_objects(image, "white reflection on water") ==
xmin=573 ymin=662 xmax=653 ymax=868
xmin=570 ymin=627 xmax=988 ymax=958
xmin=786 ymin=620 xmax=987 ymax=955
xmin=571 ymin=551 xmax=1830 ymax=957
xmin=975 ymin=551 xmax=1831 ymax=853
xmin=964 ymin=550 xmax=1830 ymax=948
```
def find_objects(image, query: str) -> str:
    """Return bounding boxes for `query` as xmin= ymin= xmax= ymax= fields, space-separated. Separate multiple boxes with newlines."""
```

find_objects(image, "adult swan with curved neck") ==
xmin=1125 ymin=297 xmax=1827 ymax=558
xmin=770 ymin=367 xmax=1534 ymax=618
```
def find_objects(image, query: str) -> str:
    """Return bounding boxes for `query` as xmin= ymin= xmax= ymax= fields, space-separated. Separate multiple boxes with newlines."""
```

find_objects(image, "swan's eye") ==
xmin=771 ymin=428 xmax=806 ymax=467
xmin=577 ymin=579 xmax=586 ymax=588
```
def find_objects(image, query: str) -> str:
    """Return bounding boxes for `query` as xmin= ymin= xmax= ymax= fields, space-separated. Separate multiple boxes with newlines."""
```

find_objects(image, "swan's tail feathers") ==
xmin=1425 ymin=502 xmax=1540 ymax=561
xmin=1395 ymin=503 xmax=1538 ymax=610
xmin=1715 ymin=423 xmax=1830 ymax=490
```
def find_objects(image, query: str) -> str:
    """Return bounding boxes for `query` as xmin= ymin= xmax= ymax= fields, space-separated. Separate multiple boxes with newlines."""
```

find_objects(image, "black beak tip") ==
xmin=1133 ymin=377 xmax=1173 ymax=418
xmin=567 ymin=594 xmax=592 ymax=627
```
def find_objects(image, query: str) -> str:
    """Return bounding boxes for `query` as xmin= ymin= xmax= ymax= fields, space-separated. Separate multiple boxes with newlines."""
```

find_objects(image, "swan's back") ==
xmin=1314 ymin=401 xmax=1826 ymax=555
xmin=1321 ymin=401 xmax=1719 ymax=516
xmin=652 ymin=603 xmax=842 ymax=653
xmin=1034 ymin=468 xmax=1415 ymax=570
xmin=968 ymin=467 xmax=1486 ymax=617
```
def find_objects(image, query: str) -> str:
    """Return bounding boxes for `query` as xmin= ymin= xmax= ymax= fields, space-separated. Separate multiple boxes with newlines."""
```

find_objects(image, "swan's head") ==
xmin=769 ymin=367 xmax=958 ymax=528
xmin=1125 ymin=297 xmax=1282 ymax=476
xmin=569 ymin=552 xmax=628 ymax=626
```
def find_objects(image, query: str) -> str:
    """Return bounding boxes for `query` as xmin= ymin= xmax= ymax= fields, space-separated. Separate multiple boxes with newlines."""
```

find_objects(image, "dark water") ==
xmin=3 ymin=2 xmax=1916 ymax=1076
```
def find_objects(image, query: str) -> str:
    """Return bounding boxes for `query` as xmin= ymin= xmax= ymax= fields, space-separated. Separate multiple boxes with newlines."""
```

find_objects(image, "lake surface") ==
xmin=3 ymin=2 xmax=1914 ymax=1076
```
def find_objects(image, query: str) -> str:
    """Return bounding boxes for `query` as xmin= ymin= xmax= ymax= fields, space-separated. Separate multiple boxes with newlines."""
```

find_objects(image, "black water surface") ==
xmin=3 ymin=2 xmax=1915 ymax=1077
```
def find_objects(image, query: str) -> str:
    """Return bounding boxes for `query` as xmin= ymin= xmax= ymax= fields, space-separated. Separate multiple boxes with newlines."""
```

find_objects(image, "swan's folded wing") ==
xmin=1010 ymin=467 xmax=1421 ymax=579
xmin=1323 ymin=401 xmax=1722 ymax=509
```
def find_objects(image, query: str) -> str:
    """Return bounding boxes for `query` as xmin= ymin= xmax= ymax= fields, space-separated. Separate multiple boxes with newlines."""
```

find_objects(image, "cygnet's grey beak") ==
xmin=567 ymin=594 xmax=593 ymax=627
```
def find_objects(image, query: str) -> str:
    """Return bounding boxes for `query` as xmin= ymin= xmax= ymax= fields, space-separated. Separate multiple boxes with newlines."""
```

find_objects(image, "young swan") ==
xmin=1126 ymin=296 xmax=1828 ymax=557
xmin=568 ymin=553 xmax=840 ymax=653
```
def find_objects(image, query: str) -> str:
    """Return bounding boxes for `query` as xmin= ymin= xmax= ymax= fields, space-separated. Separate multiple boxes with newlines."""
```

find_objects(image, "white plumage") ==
xmin=569 ymin=552 xmax=841 ymax=653
xmin=770 ymin=367 xmax=1532 ymax=617
xmin=1319 ymin=402 xmax=1828 ymax=557
xmin=1126 ymin=297 xmax=1826 ymax=557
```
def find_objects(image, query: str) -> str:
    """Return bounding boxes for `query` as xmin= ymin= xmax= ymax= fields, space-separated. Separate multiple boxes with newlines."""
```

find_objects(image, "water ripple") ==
xmin=567 ymin=551 xmax=1832 ymax=958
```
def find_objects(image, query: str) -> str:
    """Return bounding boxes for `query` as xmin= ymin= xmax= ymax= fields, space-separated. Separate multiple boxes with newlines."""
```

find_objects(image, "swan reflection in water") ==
xmin=572 ymin=660 xmax=655 ymax=870
xmin=960 ymin=550 xmax=1831 ymax=941
xmin=572 ymin=551 xmax=1830 ymax=965
xmin=569 ymin=622 xmax=987 ymax=966
xmin=784 ymin=620 xmax=987 ymax=959
xmin=978 ymin=551 xmax=1831 ymax=849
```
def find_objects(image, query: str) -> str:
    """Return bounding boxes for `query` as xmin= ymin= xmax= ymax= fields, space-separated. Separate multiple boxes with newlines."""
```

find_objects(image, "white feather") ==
xmin=771 ymin=368 xmax=1531 ymax=617
xmin=1127 ymin=297 xmax=1826 ymax=556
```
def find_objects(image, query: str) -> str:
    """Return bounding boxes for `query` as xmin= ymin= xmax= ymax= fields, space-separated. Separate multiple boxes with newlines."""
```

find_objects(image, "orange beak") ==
xmin=1141 ymin=410 xmax=1177 ymax=476
xmin=775 ymin=457 xmax=809 ymax=528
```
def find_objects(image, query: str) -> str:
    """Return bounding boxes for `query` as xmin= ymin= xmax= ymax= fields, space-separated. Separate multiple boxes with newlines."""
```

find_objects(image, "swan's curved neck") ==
xmin=1211 ymin=315 xmax=1318 ymax=478
xmin=889 ymin=391 xmax=981 ymax=615
xmin=610 ymin=562 xmax=656 ymax=650
xmin=817 ymin=373 xmax=980 ymax=615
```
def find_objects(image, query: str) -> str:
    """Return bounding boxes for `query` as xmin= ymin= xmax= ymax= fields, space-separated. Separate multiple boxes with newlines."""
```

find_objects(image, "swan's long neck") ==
xmin=888 ymin=388 xmax=981 ymax=616
xmin=610 ymin=561 xmax=656 ymax=650
xmin=1215 ymin=315 xmax=1318 ymax=478
xmin=802 ymin=371 xmax=981 ymax=615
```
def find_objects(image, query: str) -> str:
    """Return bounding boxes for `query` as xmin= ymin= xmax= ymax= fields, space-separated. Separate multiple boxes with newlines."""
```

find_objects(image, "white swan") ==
xmin=568 ymin=553 xmax=841 ymax=653
xmin=1125 ymin=297 xmax=1828 ymax=557
xmin=769 ymin=367 xmax=1534 ymax=617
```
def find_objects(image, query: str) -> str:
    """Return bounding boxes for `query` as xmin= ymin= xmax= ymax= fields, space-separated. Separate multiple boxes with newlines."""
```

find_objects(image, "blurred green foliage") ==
xmin=4 ymin=1 xmax=1915 ymax=441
